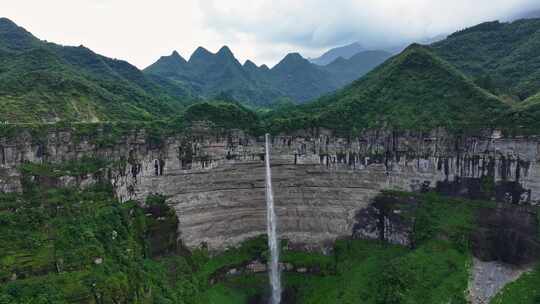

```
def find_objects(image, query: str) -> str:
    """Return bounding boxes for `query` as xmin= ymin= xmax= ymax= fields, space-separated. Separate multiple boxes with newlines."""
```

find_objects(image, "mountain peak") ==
xmin=310 ymin=42 xmax=365 ymax=65
xmin=243 ymin=59 xmax=257 ymax=69
xmin=169 ymin=50 xmax=187 ymax=63
xmin=190 ymin=46 xmax=213 ymax=62
xmin=0 ymin=17 xmax=40 ymax=51
xmin=217 ymin=45 xmax=234 ymax=57
xmin=144 ymin=49 xmax=188 ymax=75
xmin=0 ymin=17 xmax=17 ymax=28
xmin=284 ymin=52 xmax=304 ymax=59
xmin=301 ymin=41 xmax=507 ymax=132
xmin=272 ymin=53 xmax=313 ymax=74
xmin=279 ymin=53 xmax=307 ymax=64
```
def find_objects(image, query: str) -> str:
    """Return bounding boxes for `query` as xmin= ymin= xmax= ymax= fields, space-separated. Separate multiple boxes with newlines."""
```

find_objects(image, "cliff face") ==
xmin=1 ymin=127 xmax=539 ymax=251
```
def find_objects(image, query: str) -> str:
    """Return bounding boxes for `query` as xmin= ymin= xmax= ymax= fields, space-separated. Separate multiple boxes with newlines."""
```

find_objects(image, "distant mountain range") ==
xmin=265 ymin=44 xmax=509 ymax=133
xmin=265 ymin=18 xmax=540 ymax=134
xmin=144 ymin=46 xmax=392 ymax=106
xmin=309 ymin=42 xmax=366 ymax=65
xmin=312 ymin=34 xmax=449 ymax=61
xmin=0 ymin=17 xmax=392 ymax=122
xmin=2 ymin=15 xmax=540 ymax=131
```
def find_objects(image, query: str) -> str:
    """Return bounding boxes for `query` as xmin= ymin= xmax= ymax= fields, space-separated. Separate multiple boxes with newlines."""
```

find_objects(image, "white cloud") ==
xmin=0 ymin=0 xmax=539 ymax=68
xmin=199 ymin=0 xmax=540 ymax=62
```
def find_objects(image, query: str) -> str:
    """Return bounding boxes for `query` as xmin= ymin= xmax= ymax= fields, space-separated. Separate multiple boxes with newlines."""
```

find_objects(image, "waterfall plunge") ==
xmin=265 ymin=133 xmax=281 ymax=304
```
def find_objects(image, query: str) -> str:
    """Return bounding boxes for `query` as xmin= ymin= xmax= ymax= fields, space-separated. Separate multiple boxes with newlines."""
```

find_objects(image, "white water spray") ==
xmin=265 ymin=133 xmax=281 ymax=304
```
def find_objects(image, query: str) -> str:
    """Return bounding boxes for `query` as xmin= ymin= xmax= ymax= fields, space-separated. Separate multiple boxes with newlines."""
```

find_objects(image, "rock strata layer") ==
xmin=1 ymin=127 xmax=539 ymax=250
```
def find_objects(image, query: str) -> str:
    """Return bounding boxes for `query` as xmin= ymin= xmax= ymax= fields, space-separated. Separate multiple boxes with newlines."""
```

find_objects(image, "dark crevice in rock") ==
xmin=472 ymin=205 xmax=540 ymax=265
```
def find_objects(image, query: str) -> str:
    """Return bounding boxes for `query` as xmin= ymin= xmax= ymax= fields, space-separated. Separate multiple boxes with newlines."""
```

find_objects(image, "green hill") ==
xmin=0 ymin=18 xmax=191 ymax=123
xmin=431 ymin=18 xmax=540 ymax=100
xmin=264 ymin=45 xmax=509 ymax=134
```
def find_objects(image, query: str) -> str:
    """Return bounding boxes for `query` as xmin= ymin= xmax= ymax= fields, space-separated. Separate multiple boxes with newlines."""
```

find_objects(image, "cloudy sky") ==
xmin=1 ymin=0 xmax=539 ymax=68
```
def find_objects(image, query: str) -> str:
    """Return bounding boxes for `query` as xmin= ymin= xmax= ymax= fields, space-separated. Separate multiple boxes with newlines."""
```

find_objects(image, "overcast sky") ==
xmin=1 ymin=0 xmax=539 ymax=68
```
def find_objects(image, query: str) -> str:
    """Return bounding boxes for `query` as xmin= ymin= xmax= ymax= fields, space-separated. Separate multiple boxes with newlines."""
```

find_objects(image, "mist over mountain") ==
xmin=509 ymin=8 xmax=540 ymax=21
xmin=309 ymin=42 xmax=365 ymax=65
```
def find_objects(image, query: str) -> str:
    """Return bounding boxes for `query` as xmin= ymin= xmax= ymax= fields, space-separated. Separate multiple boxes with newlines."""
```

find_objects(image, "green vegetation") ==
xmin=0 ymin=97 xmax=264 ymax=147
xmin=491 ymin=265 xmax=540 ymax=304
xmin=283 ymin=192 xmax=478 ymax=304
xmin=0 ymin=18 xmax=193 ymax=123
xmin=199 ymin=192 xmax=495 ymax=304
xmin=2 ymin=153 xmax=538 ymax=304
xmin=3 ymin=17 xmax=540 ymax=135
xmin=0 ymin=159 xmax=271 ymax=304
xmin=182 ymin=101 xmax=261 ymax=133
xmin=506 ymin=92 xmax=540 ymax=134
xmin=144 ymin=46 xmax=390 ymax=107
xmin=20 ymin=157 xmax=110 ymax=178
xmin=432 ymin=19 xmax=540 ymax=101
xmin=263 ymin=45 xmax=509 ymax=134
xmin=490 ymin=204 xmax=540 ymax=304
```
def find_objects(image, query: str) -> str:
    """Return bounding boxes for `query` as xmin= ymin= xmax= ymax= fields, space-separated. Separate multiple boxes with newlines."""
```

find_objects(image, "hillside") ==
xmin=264 ymin=45 xmax=509 ymax=133
xmin=324 ymin=50 xmax=392 ymax=86
xmin=431 ymin=18 xmax=540 ymax=100
xmin=144 ymin=47 xmax=390 ymax=106
xmin=507 ymin=92 xmax=540 ymax=133
xmin=0 ymin=18 xmax=191 ymax=123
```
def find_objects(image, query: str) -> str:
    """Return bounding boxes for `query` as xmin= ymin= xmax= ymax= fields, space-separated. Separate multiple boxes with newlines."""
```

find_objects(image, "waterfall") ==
xmin=265 ymin=133 xmax=281 ymax=304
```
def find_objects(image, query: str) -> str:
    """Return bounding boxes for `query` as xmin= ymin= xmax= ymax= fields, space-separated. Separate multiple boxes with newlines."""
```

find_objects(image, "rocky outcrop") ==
xmin=472 ymin=204 xmax=540 ymax=265
xmin=469 ymin=258 xmax=533 ymax=304
xmin=1 ymin=126 xmax=539 ymax=251
xmin=352 ymin=193 xmax=418 ymax=247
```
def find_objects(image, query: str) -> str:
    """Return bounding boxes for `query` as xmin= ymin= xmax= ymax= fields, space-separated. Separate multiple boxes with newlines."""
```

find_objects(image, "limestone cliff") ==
xmin=1 ymin=126 xmax=539 ymax=251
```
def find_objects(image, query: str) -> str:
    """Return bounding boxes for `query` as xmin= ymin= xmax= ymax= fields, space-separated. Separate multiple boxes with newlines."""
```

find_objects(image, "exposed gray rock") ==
xmin=469 ymin=258 xmax=533 ymax=304
xmin=1 ymin=127 xmax=539 ymax=251
xmin=353 ymin=194 xmax=418 ymax=247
